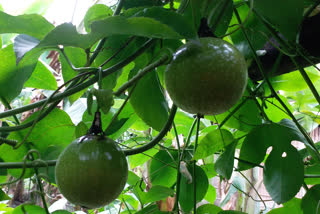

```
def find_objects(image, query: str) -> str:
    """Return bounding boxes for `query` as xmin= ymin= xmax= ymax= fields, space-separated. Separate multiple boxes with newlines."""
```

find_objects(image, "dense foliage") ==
xmin=1 ymin=0 xmax=320 ymax=213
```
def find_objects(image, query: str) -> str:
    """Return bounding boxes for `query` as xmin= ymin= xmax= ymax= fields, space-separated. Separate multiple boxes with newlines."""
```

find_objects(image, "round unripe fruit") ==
xmin=165 ymin=37 xmax=248 ymax=115
xmin=55 ymin=135 xmax=128 ymax=209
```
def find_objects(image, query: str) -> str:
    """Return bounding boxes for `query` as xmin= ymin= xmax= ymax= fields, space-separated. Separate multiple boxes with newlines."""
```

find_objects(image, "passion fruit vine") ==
xmin=165 ymin=37 xmax=248 ymax=115
xmin=55 ymin=134 xmax=128 ymax=209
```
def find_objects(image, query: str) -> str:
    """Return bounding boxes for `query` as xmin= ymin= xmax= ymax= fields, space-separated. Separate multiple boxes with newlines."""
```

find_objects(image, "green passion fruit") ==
xmin=165 ymin=37 xmax=248 ymax=115
xmin=55 ymin=135 xmax=128 ymax=209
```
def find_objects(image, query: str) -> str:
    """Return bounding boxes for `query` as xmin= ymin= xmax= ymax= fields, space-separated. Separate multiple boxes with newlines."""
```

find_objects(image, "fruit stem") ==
xmin=88 ymin=111 xmax=104 ymax=135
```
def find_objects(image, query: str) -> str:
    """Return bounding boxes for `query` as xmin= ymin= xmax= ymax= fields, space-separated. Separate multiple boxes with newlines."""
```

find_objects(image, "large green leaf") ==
xmin=129 ymin=69 xmax=168 ymax=131
xmin=267 ymin=198 xmax=303 ymax=214
xmin=133 ymin=7 xmax=198 ymax=40
xmin=263 ymin=146 xmax=304 ymax=204
xmin=0 ymin=45 xmax=31 ymax=102
xmin=238 ymin=120 xmax=305 ymax=203
xmin=194 ymin=129 xmax=234 ymax=160
xmin=149 ymin=150 xmax=177 ymax=187
xmin=301 ymin=184 xmax=320 ymax=214
xmin=0 ymin=11 xmax=54 ymax=40
xmin=254 ymin=0 xmax=304 ymax=41
xmin=84 ymin=4 xmax=112 ymax=33
xmin=24 ymin=59 xmax=57 ymax=90
xmin=179 ymin=164 xmax=208 ymax=212
xmin=0 ymin=108 xmax=75 ymax=178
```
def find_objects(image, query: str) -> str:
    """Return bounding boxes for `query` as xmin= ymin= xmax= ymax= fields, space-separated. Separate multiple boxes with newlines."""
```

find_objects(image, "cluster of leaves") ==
xmin=1 ymin=0 xmax=320 ymax=213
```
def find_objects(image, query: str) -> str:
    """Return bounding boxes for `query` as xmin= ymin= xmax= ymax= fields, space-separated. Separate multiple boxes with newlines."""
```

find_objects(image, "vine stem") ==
xmin=0 ymin=96 xmax=20 ymax=125
xmin=234 ymin=8 xmax=320 ymax=162
xmin=87 ymin=0 xmax=126 ymax=65
xmin=114 ymin=54 xmax=169 ymax=96
xmin=124 ymin=105 xmax=177 ymax=156
xmin=193 ymin=115 xmax=201 ymax=214
xmin=0 ymin=160 xmax=56 ymax=169
xmin=0 ymin=39 xmax=156 ymax=120
xmin=173 ymin=122 xmax=181 ymax=213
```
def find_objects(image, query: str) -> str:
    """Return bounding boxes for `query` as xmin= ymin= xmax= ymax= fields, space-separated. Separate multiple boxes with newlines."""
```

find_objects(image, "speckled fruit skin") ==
xmin=55 ymin=135 xmax=128 ymax=209
xmin=165 ymin=37 xmax=248 ymax=115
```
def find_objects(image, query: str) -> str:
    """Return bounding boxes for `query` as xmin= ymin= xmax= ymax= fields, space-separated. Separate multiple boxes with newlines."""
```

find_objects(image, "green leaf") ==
xmin=254 ymin=0 xmax=304 ymax=41
xmin=127 ymin=171 xmax=146 ymax=203
xmin=305 ymin=163 xmax=320 ymax=185
xmin=206 ymin=0 xmax=233 ymax=37
xmin=59 ymin=47 xmax=87 ymax=103
xmin=173 ymin=111 xmax=197 ymax=137
xmin=75 ymin=121 xmax=88 ymax=138
xmin=133 ymin=7 xmax=198 ymax=40
xmin=210 ymin=98 xmax=262 ymax=132
xmin=204 ymin=184 xmax=217 ymax=203
xmin=24 ymin=59 xmax=57 ymax=90
xmin=201 ymin=163 xmax=217 ymax=178
xmin=261 ymin=95 xmax=293 ymax=122
xmin=84 ymin=4 xmax=112 ymax=32
xmin=129 ymin=70 xmax=168 ymax=131
xmin=230 ymin=5 xmax=269 ymax=58
xmin=12 ymin=204 xmax=46 ymax=214
xmin=238 ymin=121 xmax=305 ymax=170
xmin=141 ymin=185 xmax=174 ymax=204
xmin=267 ymin=198 xmax=303 ymax=214
xmin=105 ymin=103 xmax=139 ymax=140
xmin=92 ymin=36 xmax=139 ymax=90
xmin=149 ymin=150 xmax=177 ymax=187
xmin=301 ymin=184 xmax=320 ymax=214
xmin=268 ymin=67 xmax=320 ymax=93
xmin=197 ymin=204 xmax=222 ymax=214
xmin=0 ymin=11 xmax=54 ymax=40
xmin=238 ymin=121 xmax=305 ymax=203
xmin=129 ymin=148 xmax=157 ymax=169
xmin=194 ymin=129 xmax=234 ymax=160
xmin=179 ymin=165 xmax=208 ymax=212
xmin=0 ymin=45 xmax=31 ymax=102
xmin=0 ymin=108 xmax=75 ymax=178
xmin=264 ymin=146 xmax=304 ymax=204
xmin=0 ymin=189 xmax=10 ymax=200
xmin=214 ymin=141 xmax=237 ymax=179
